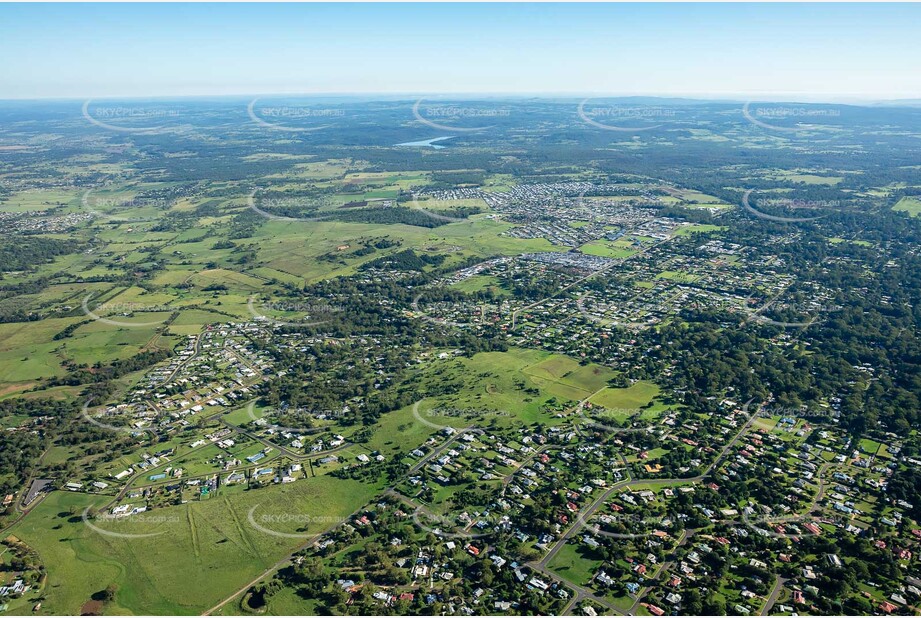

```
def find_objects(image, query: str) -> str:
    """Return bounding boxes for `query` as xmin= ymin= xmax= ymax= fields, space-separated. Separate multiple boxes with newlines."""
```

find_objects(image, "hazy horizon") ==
xmin=4 ymin=93 xmax=921 ymax=106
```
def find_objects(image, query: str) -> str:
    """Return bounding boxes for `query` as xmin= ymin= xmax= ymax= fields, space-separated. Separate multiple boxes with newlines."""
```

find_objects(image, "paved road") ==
xmin=760 ymin=576 xmax=789 ymax=616
xmin=163 ymin=333 xmax=203 ymax=384
xmin=0 ymin=492 xmax=50 ymax=539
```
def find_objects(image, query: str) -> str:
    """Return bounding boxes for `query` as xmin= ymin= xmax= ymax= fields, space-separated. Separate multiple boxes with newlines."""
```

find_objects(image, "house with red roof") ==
xmin=804 ymin=522 xmax=822 ymax=535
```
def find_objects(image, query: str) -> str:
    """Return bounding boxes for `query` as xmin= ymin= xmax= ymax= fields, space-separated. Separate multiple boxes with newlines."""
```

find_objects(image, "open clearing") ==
xmin=8 ymin=477 xmax=379 ymax=615
xmin=893 ymin=196 xmax=921 ymax=217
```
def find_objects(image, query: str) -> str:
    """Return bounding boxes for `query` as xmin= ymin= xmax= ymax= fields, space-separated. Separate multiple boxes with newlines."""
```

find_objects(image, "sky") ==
xmin=1 ymin=3 xmax=920 ymax=101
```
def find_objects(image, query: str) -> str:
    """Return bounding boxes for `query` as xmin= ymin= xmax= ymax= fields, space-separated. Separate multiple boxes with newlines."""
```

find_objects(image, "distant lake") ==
xmin=395 ymin=136 xmax=454 ymax=149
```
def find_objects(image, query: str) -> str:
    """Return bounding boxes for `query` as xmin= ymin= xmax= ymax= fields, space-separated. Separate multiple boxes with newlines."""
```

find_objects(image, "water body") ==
xmin=395 ymin=136 xmax=455 ymax=149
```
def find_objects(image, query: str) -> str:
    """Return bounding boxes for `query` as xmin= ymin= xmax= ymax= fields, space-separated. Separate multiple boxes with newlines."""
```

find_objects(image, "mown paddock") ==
xmin=588 ymin=381 xmax=664 ymax=417
xmin=8 ymin=475 xmax=380 ymax=615
xmin=893 ymin=196 xmax=921 ymax=217
xmin=546 ymin=541 xmax=605 ymax=587
xmin=521 ymin=353 xmax=618 ymax=400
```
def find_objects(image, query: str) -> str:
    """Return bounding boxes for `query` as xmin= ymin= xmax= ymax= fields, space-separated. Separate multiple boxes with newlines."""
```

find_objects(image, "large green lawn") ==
xmin=589 ymin=381 xmax=660 ymax=411
xmin=893 ymin=196 xmax=921 ymax=217
xmin=6 ymin=476 xmax=380 ymax=615
xmin=547 ymin=541 xmax=604 ymax=587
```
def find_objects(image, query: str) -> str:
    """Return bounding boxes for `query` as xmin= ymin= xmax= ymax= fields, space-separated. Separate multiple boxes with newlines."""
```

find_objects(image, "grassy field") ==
xmin=378 ymin=349 xmax=618 ymax=449
xmin=415 ymin=349 xmax=615 ymax=426
xmin=521 ymin=354 xmax=617 ymax=399
xmin=247 ymin=217 xmax=561 ymax=284
xmin=588 ymin=381 xmax=663 ymax=417
xmin=760 ymin=169 xmax=844 ymax=185
xmin=6 ymin=476 xmax=380 ymax=615
xmin=673 ymin=224 xmax=727 ymax=235
xmin=547 ymin=541 xmax=605 ymax=587
xmin=578 ymin=241 xmax=637 ymax=259
xmin=893 ymin=196 xmax=921 ymax=217
xmin=450 ymin=274 xmax=509 ymax=295
xmin=656 ymin=270 xmax=701 ymax=283
xmin=0 ymin=189 xmax=81 ymax=212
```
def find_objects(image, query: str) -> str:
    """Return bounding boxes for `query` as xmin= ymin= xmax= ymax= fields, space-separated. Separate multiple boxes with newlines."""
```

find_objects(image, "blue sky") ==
xmin=1 ymin=3 xmax=919 ymax=101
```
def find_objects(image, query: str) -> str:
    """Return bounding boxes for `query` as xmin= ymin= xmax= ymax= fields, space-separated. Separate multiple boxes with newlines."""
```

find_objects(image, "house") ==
xmin=596 ymin=571 xmax=615 ymax=587
xmin=879 ymin=602 xmax=897 ymax=613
